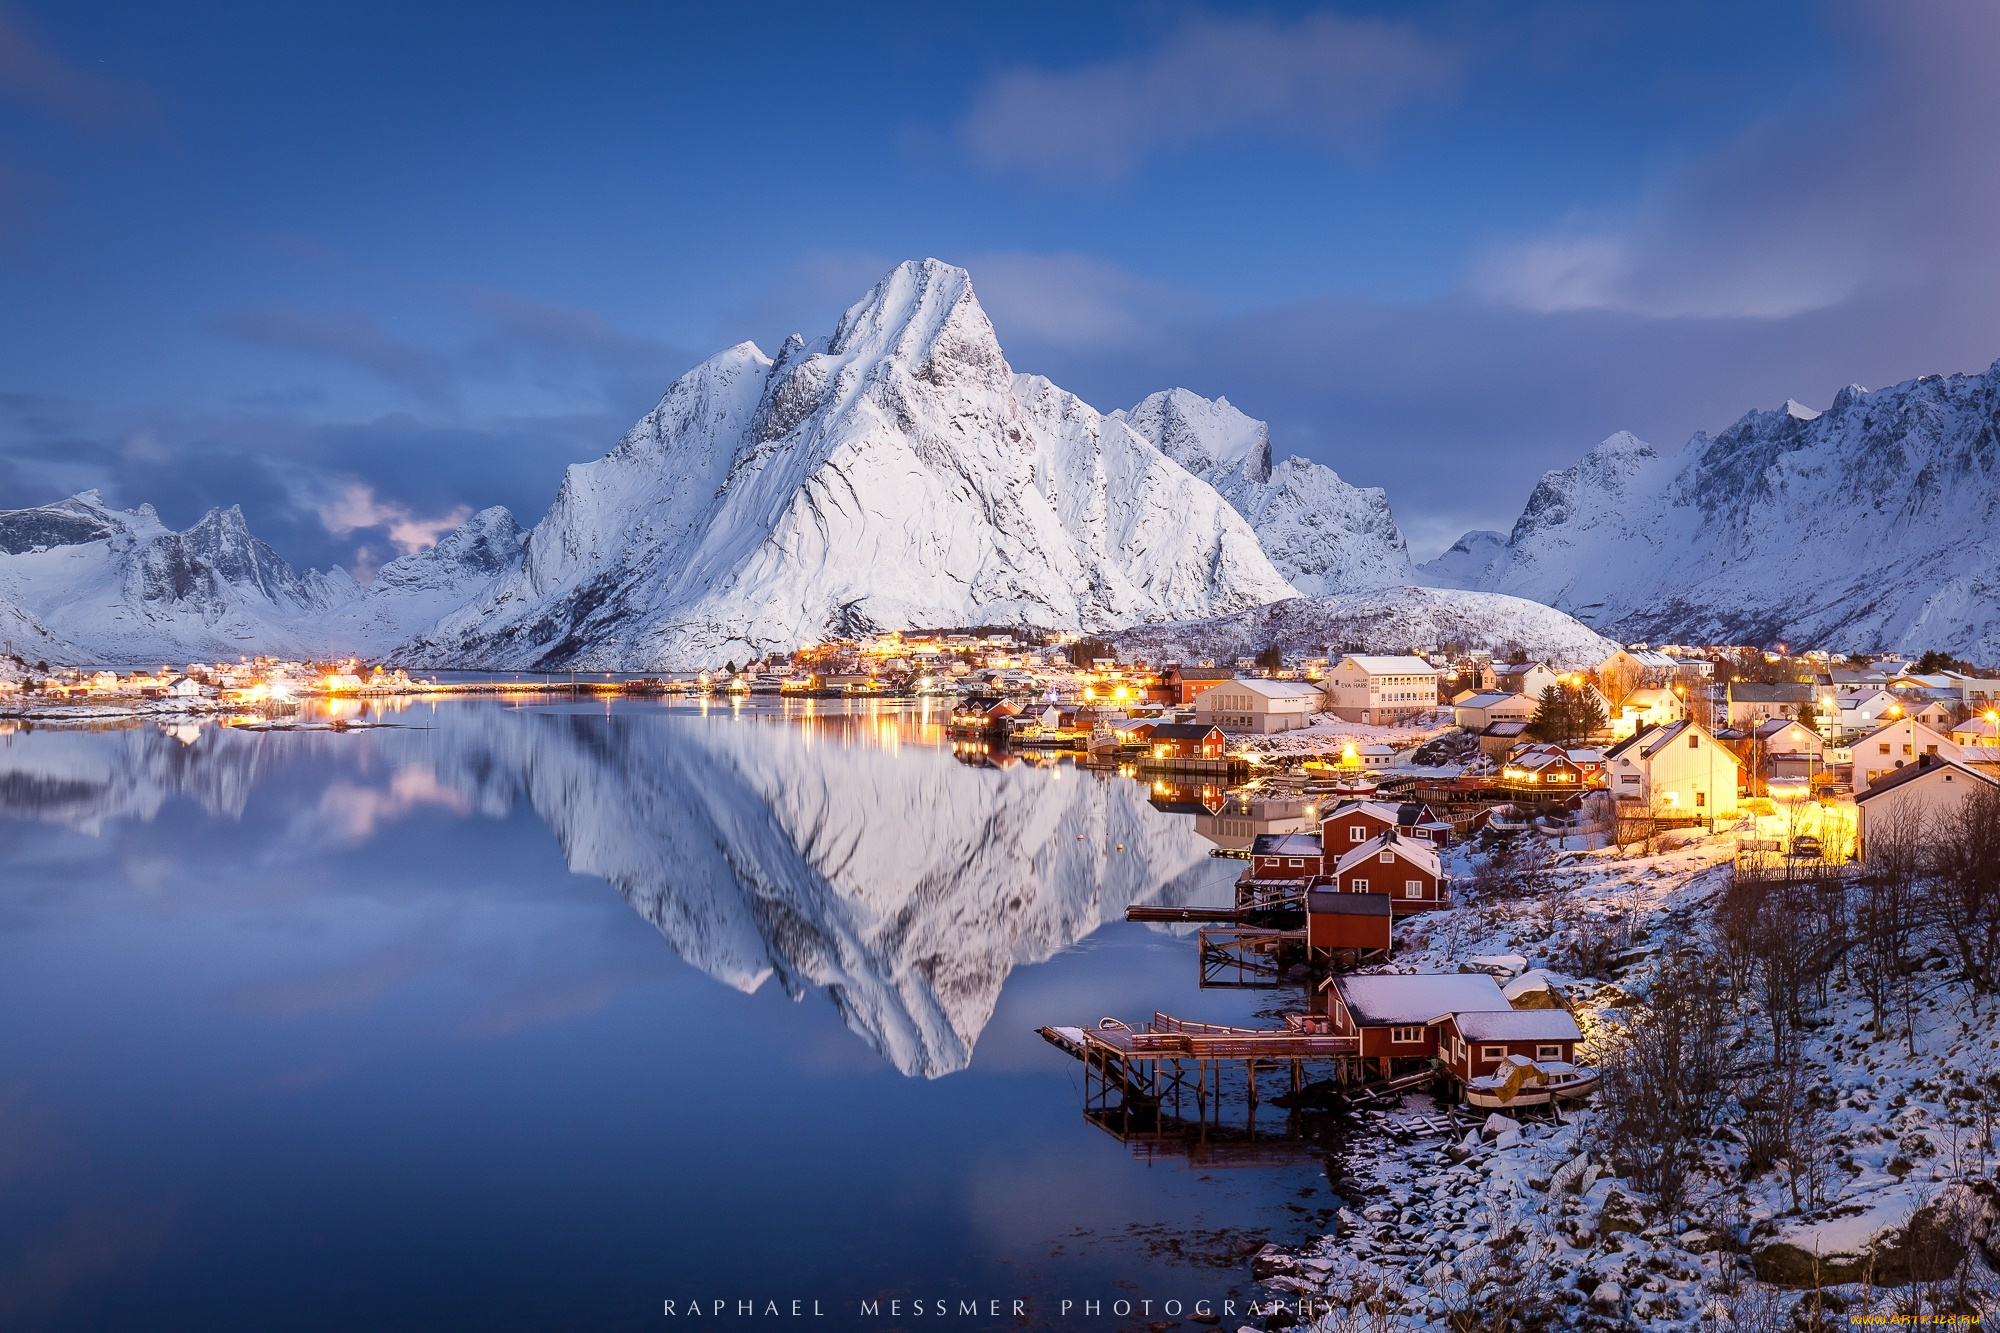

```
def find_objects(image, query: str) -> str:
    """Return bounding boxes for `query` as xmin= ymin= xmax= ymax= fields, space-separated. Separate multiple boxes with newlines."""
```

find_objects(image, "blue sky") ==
xmin=3 ymin=1 xmax=1996 ymax=572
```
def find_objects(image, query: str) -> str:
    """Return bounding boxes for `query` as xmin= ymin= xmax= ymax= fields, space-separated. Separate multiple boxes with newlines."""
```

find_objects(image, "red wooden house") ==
xmin=1436 ymin=1008 xmax=1583 ymax=1082
xmin=1328 ymin=829 xmax=1447 ymax=913
xmin=1324 ymin=973 xmax=1519 ymax=1076
xmin=1148 ymin=723 xmax=1225 ymax=760
xmin=1305 ymin=888 xmax=1392 ymax=957
xmin=1247 ymin=831 xmax=1324 ymax=881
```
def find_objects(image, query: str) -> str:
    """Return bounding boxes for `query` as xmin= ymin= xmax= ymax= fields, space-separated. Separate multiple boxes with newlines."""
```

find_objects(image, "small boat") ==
xmin=1463 ymin=1057 xmax=1601 ymax=1109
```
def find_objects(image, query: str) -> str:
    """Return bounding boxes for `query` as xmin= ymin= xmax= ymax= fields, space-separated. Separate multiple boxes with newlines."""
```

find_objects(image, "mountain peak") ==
xmin=826 ymin=259 xmax=1007 ymax=388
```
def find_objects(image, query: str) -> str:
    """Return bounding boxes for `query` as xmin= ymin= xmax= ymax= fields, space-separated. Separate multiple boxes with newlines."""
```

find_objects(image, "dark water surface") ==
xmin=0 ymin=699 xmax=1341 ymax=1331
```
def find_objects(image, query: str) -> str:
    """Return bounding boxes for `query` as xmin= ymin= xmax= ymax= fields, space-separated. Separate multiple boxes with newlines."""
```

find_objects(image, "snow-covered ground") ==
xmin=1250 ymin=821 xmax=2000 ymax=1328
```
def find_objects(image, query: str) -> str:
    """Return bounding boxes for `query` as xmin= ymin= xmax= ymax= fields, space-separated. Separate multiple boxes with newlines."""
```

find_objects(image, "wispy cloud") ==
xmin=1468 ymin=1 xmax=2000 ymax=320
xmin=314 ymin=480 xmax=469 ymax=557
xmin=961 ymin=11 xmax=1460 ymax=183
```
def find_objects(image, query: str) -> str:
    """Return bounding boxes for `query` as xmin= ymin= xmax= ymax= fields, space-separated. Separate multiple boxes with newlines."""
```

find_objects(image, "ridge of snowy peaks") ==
xmin=1110 ymin=585 xmax=1617 ymax=670
xmin=1418 ymin=362 xmax=2000 ymax=657
xmin=0 ymin=490 xmax=358 ymax=664
xmin=395 ymin=259 xmax=1298 ymax=671
xmin=1114 ymin=388 xmax=1415 ymax=596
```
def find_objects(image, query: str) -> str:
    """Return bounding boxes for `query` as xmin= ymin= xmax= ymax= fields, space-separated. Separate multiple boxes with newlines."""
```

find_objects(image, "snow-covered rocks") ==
xmin=398 ymin=260 xmax=1298 ymax=670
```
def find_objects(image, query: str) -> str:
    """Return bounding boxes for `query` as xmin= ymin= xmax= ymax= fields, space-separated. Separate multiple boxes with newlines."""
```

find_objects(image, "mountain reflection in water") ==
xmin=0 ymin=699 xmax=1231 ymax=1076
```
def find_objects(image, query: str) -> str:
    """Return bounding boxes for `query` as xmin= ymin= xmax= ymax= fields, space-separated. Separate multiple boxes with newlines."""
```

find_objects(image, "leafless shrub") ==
xmin=1434 ymin=1229 xmax=1553 ymax=1332
xmin=1922 ymin=783 xmax=2000 ymax=995
xmin=1594 ymin=954 xmax=1728 ymax=1212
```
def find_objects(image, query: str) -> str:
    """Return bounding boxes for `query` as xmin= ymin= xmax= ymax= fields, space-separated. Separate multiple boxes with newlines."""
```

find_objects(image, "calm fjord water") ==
xmin=0 ymin=699 xmax=1339 ymax=1331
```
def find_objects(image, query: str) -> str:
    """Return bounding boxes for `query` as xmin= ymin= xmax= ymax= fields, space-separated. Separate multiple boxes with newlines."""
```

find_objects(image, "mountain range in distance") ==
xmin=2 ymin=259 xmax=1997 ymax=668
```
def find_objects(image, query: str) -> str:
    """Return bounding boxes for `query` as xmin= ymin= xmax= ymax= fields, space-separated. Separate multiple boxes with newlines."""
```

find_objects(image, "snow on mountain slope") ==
xmin=0 ymin=492 xmax=360 ymax=665
xmin=1115 ymin=388 xmax=1414 ymax=595
xmin=315 ymin=506 xmax=527 ymax=655
xmin=396 ymin=260 xmax=1298 ymax=671
xmin=1111 ymin=585 xmax=1617 ymax=669
xmin=1419 ymin=364 xmax=2000 ymax=657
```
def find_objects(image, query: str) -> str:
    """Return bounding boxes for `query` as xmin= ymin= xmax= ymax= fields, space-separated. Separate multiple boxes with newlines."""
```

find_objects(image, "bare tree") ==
xmin=1855 ymin=802 xmax=1925 ymax=1048
xmin=1594 ymin=954 xmax=1728 ymax=1212
xmin=1923 ymin=783 xmax=2000 ymax=995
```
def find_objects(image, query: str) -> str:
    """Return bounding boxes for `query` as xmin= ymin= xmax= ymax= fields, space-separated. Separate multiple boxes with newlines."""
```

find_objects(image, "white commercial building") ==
xmin=1324 ymin=655 xmax=1441 ymax=725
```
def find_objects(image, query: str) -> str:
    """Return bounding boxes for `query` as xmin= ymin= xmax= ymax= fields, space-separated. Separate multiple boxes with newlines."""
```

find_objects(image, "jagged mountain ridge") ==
xmin=1114 ymin=388 xmax=1415 ymax=595
xmin=1419 ymin=365 xmax=2000 ymax=656
xmin=0 ymin=491 xmax=524 ymax=664
xmin=1110 ymin=585 xmax=1616 ymax=670
xmin=395 ymin=260 xmax=1298 ymax=670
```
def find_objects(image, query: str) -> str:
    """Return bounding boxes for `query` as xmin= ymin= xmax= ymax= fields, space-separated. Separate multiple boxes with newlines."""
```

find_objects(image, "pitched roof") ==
xmin=1333 ymin=832 xmax=1442 ymax=878
xmin=1334 ymin=973 xmax=1510 ymax=1026
xmin=1323 ymin=799 xmax=1402 ymax=825
xmin=1454 ymin=690 xmax=1523 ymax=709
xmin=1174 ymin=666 xmax=1235 ymax=681
xmin=1149 ymin=723 xmax=1222 ymax=740
xmin=1337 ymin=655 xmax=1438 ymax=674
xmin=1210 ymin=677 xmax=1322 ymax=700
xmin=1854 ymin=754 xmax=2000 ymax=803
xmin=1449 ymin=1009 xmax=1584 ymax=1042
xmin=1251 ymin=832 xmax=1324 ymax=857
xmin=1727 ymin=682 xmax=1814 ymax=704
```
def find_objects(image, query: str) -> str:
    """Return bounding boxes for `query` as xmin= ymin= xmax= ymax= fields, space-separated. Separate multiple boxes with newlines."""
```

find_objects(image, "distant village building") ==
xmin=1323 ymin=655 xmax=1441 ymax=725
xmin=1153 ymin=664 xmax=1235 ymax=706
xmin=1452 ymin=690 xmax=1535 ymax=733
xmin=1193 ymin=677 xmax=1321 ymax=733
xmin=1304 ymin=889 xmax=1392 ymax=958
xmin=1146 ymin=723 xmax=1225 ymax=761
xmin=1724 ymin=682 xmax=1814 ymax=730
xmin=1322 ymin=973 xmax=1577 ymax=1081
xmin=1328 ymin=830 xmax=1446 ymax=913
xmin=1949 ymin=716 xmax=2000 ymax=749
xmin=1609 ymin=686 xmax=1684 ymax=738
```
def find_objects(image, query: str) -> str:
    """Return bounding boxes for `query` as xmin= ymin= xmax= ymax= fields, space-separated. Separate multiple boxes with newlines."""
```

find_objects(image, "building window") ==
xmin=1536 ymin=1045 xmax=1563 ymax=1061
xmin=1695 ymin=791 xmax=1706 ymax=808
xmin=1390 ymin=1025 xmax=1423 ymax=1044
xmin=1287 ymin=858 xmax=1303 ymax=867
xmin=1350 ymin=826 xmax=1365 ymax=842
xmin=1405 ymin=880 xmax=1424 ymax=899
xmin=1481 ymin=1046 xmax=1506 ymax=1062
xmin=1350 ymin=878 xmax=1368 ymax=892
xmin=1379 ymin=851 xmax=1394 ymax=863
xmin=1879 ymin=743 xmax=1890 ymax=755
xmin=1688 ymin=734 xmax=1699 ymax=749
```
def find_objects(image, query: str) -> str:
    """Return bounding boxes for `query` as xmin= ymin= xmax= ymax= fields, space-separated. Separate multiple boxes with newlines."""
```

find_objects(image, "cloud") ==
xmin=311 ymin=765 xmax=473 ymax=844
xmin=961 ymin=11 xmax=1460 ymax=182
xmin=314 ymin=480 xmax=470 ymax=557
xmin=0 ymin=8 xmax=156 ymax=130
xmin=1469 ymin=1 xmax=2000 ymax=320
xmin=212 ymin=308 xmax=460 ymax=408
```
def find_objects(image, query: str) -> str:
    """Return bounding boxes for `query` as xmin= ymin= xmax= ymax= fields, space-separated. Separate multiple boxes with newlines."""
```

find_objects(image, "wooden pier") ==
xmin=1039 ymin=1013 xmax=1363 ymax=1141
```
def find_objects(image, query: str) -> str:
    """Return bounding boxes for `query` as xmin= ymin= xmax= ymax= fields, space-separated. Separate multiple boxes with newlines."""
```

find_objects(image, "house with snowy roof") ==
xmin=1855 ymin=754 xmax=2000 ymax=860
xmin=1604 ymin=719 xmax=1741 ymax=818
xmin=1323 ymin=655 xmax=1441 ymax=725
xmin=1850 ymin=717 xmax=1963 ymax=792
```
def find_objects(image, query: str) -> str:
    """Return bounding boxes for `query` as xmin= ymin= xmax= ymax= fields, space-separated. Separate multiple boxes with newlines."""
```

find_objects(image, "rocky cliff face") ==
xmin=1115 ymin=388 xmax=1415 ymax=596
xmin=1418 ymin=368 xmax=2000 ymax=657
xmin=396 ymin=260 xmax=1298 ymax=670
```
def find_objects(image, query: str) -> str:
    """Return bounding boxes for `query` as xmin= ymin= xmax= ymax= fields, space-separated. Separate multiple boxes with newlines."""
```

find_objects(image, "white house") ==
xmin=1604 ymin=719 xmax=1741 ymax=818
xmin=1855 ymin=755 xmax=2000 ymax=861
xmin=1949 ymin=716 xmax=2000 ymax=750
xmin=1194 ymin=677 xmax=1322 ymax=733
xmin=1492 ymin=662 xmax=1560 ymax=699
xmin=1832 ymin=688 xmax=1901 ymax=740
xmin=1453 ymin=690 xmax=1536 ymax=732
xmin=1724 ymin=682 xmax=1815 ymax=730
xmin=1324 ymin=655 xmax=1441 ymax=725
xmin=1850 ymin=717 xmax=1964 ymax=792
xmin=1610 ymin=686 xmax=1686 ymax=738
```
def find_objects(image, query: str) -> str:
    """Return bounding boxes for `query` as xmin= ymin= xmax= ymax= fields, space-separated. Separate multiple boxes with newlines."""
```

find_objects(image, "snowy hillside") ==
xmin=1110 ymin=585 xmax=1617 ymax=668
xmin=396 ymin=260 xmax=1298 ymax=671
xmin=314 ymin=506 xmax=527 ymax=655
xmin=1115 ymin=388 xmax=1414 ymax=595
xmin=1420 ymin=365 xmax=2000 ymax=657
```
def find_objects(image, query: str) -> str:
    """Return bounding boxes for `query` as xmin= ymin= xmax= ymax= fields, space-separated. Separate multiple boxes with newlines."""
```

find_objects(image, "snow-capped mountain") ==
xmin=1114 ymin=388 xmax=1414 ymax=595
xmin=397 ymin=260 xmax=1298 ymax=671
xmin=1111 ymin=585 xmax=1617 ymax=669
xmin=1418 ymin=363 xmax=2000 ymax=657
xmin=0 ymin=492 xmax=533 ymax=665
xmin=0 ymin=491 xmax=358 ymax=665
